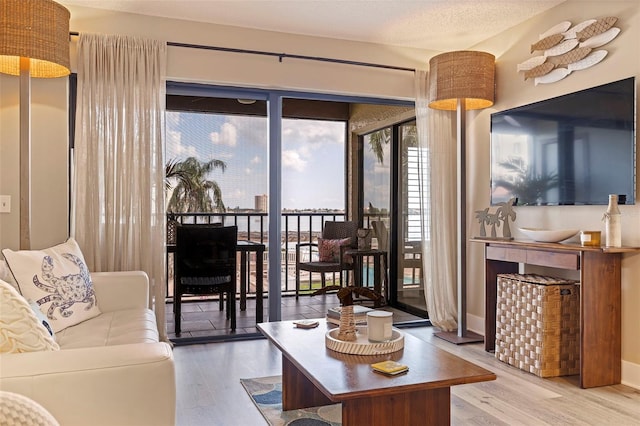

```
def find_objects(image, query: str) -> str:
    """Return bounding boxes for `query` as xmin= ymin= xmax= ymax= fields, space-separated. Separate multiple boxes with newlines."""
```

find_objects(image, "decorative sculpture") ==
xmin=475 ymin=197 xmax=517 ymax=240
xmin=312 ymin=285 xmax=382 ymax=341
xmin=517 ymin=16 xmax=620 ymax=85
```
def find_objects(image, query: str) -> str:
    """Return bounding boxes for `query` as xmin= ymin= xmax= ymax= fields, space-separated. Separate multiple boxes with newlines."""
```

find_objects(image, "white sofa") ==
xmin=0 ymin=271 xmax=176 ymax=426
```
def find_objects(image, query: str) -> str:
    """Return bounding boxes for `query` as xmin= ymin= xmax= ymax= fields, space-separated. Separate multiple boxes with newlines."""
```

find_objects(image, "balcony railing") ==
xmin=165 ymin=211 xmax=424 ymax=305
xmin=166 ymin=211 xmax=356 ymax=300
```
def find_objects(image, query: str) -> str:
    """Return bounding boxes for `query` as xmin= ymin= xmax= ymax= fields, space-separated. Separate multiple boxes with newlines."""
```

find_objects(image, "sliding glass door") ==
xmin=396 ymin=120 xmax=426 ymax=314
xmin=360 ymin=119 xmax=427 ymax=318
xmin=165 ymin=82 xmax=416 ymax=338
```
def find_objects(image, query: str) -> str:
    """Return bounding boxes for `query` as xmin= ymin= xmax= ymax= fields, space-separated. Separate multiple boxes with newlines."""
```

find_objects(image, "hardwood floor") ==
xmin=173 ymin=325 xmax=640 ymax=425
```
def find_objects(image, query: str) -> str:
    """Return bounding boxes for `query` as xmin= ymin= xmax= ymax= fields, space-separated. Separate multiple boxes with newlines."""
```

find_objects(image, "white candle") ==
xmin=367 ymin=311 xmax=393 ymax=342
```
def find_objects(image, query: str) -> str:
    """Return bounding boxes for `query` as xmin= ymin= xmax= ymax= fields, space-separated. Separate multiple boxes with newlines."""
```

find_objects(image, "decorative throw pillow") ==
xmin=0 ymin=279 xmax=60 ymax=353
xmin=29 ymin=300 xmax=55 ymax=338
xmin=0 ymin=259 xmax=19 ymax=293
xmin=318 ymin=238 xmax=351 ymax=262
xmin=2 ymin=238 xmax=100 ymax=333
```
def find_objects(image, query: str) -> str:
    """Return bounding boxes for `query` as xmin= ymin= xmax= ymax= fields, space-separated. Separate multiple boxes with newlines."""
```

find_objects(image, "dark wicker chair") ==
xmin=174 ymin=224 xmax=237 ymax=334
xmin=295 ymin=220 xmax=358 ymax=299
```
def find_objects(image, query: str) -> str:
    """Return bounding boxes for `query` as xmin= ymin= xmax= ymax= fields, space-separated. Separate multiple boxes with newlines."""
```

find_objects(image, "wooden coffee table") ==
xmin=258 ymin=320 xmax=496 ymax=425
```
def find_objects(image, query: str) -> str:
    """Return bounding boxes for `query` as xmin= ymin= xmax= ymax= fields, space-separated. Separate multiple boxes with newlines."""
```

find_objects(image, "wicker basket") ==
xmin=495 ymin=274 xmax=580 ymax=378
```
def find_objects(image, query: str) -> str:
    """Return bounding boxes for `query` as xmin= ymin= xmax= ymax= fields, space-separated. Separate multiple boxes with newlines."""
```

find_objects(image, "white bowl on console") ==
xmin=518 ymin=227 xmax=579 ymax=243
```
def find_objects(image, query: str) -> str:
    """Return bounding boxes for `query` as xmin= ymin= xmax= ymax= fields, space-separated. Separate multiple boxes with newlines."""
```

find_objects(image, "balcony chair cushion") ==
xmin=0 ymin=279 xmax=60 ymax=354
xmin=318 ymin=237 xmax=351 ymax=262
xmin=2 ymin=238 xmax=101 ymax=333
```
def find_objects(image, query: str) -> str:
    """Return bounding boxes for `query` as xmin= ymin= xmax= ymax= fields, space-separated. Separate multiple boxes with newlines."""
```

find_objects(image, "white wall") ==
xmin=467 ymin=0 xmax=640 ymax=385
xmin=67 ymin=6 xmax=430 ymax=99
xmin=0 ymin=76 xmax=69 ymax=250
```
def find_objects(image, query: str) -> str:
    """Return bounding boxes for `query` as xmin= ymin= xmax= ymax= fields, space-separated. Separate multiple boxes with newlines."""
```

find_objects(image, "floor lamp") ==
xmin=0 ymin=0 xmax=71 ymax=249
xmin=428 ymin=51 xmax=495 ymax=344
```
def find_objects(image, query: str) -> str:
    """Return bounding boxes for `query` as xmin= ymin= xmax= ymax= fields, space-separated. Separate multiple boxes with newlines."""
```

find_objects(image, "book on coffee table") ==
xmin=371 ymin=360 xmax=409 ymax=376
xmin=293 ymin=319 xmax=320 ymax=329
xmin=326 ymin=316 xmax=369 ymax=326
xmin=326 ymin=305 xmax=372 ymax=325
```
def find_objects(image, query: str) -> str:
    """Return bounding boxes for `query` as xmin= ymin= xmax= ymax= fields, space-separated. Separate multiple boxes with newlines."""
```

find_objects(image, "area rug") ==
xmin=240 ymin=376 xmax=342 ymax=426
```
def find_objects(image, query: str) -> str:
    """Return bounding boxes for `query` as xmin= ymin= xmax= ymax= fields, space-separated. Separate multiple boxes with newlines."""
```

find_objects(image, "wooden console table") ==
xmin=473 ymin=238 xmax=639 ymax=389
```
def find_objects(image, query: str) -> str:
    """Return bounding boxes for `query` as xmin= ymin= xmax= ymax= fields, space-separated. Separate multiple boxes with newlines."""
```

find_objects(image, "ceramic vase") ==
xmin=604 ymin=194 xmax=621 ymax=247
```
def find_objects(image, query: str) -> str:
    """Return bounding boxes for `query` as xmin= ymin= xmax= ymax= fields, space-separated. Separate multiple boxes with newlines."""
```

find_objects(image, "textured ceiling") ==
xmin=59 ymin=0 xmax=568 ymax=51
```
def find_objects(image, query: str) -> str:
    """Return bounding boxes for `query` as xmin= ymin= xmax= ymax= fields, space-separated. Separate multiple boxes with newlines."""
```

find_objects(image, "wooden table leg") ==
xmin=282 ymin=356 xmax=333 ymax=411
xmin=282 ymin=353 xmax=451 ymax=425
xmin=580 ymin=251 xmax=622 ymax=388
xmin=342 ymin=387 xmax=450 ymax=426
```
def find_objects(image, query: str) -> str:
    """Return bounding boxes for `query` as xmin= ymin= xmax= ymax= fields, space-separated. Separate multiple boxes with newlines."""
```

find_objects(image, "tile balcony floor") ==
xmin=166 ymin=294 xmax=425 ymax=341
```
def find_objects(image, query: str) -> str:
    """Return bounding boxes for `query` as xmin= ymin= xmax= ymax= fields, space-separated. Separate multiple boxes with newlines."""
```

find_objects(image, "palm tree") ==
xmin=367 ymin=125 xmax=417 ymax=216
xmin=494 ymin=158 xmax=558 ymax=206
xmin=368 ymin=128 xmax=390 ymax=164
xmin=495 ymin=198 xmax=517 ymax=238
xmin=165 ymin=158 xmax=192 ymax=192
xmin=166 ymin=157 xmax=227 ymax=213
xmin=474 ymin=208 xmax=491 ymax=237
xmin=487 ymin=213 xmax=501 ymax=238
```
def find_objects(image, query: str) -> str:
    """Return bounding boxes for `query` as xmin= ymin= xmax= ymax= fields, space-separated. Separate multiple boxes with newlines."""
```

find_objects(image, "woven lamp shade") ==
xmin=0 ymin=0 xmax=70 ymax=78
xmin=428 ymin=51 xmax=495 ymax=111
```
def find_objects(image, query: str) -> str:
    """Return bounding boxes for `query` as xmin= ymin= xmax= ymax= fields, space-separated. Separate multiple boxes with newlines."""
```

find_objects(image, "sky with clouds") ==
xmin=166 ymin=111 xmax=347 ymax=210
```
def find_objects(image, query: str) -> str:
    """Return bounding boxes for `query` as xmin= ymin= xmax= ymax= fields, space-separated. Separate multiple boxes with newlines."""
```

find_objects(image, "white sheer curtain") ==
xmin=72 ymin=33 xmax=168 ymax=340
xmin=415 ymin=69 xmax=458 ymax=331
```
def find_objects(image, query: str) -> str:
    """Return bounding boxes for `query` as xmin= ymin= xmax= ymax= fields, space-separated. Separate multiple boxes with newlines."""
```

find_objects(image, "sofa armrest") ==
xmin=92 ymin=271 xmax=149 ymax=312
xmin=0 ymin=342 xmax=175 ymax=426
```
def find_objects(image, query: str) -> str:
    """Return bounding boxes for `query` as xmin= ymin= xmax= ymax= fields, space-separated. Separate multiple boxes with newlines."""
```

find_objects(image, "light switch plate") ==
xmin=0 ymin=195 xmax=11 ymax=213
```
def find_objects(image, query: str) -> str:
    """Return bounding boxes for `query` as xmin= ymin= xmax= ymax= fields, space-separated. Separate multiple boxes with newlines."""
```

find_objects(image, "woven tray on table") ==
xmin=495 ymin=273 xmax=580 ymax=378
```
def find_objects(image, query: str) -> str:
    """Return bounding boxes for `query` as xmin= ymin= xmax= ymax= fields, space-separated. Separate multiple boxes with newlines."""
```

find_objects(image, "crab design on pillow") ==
xmin=33 ymin=254 xmax=97 ymax=320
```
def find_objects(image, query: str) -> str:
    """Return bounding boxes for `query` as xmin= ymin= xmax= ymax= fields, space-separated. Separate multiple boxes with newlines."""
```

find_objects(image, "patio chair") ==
xmin=295 ymin=220 xmax=358 ymax=299
xmin=174 ymin=224 xmax=237 ymax=334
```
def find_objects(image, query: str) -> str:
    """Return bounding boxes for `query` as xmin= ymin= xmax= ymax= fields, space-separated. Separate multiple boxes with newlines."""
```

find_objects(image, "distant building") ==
xmin=255 ymin=194 xmax=268 ymax=212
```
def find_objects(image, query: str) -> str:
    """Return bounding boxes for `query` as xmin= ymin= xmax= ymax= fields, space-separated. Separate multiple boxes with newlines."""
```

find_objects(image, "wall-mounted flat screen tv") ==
xmin=490 ymin=77 xmax=636 ymax=206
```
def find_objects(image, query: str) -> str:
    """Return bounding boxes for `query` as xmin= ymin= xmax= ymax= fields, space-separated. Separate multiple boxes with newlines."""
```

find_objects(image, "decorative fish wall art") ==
xmin=517 ymin=16 xmax=620 ymax=85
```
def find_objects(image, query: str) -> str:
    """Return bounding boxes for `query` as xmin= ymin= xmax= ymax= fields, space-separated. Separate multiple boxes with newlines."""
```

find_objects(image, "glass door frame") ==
xmin=166 ymin=81 xmax=413 ymax=322
xmin=357 ymin=118 xmax=427 ymax=319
